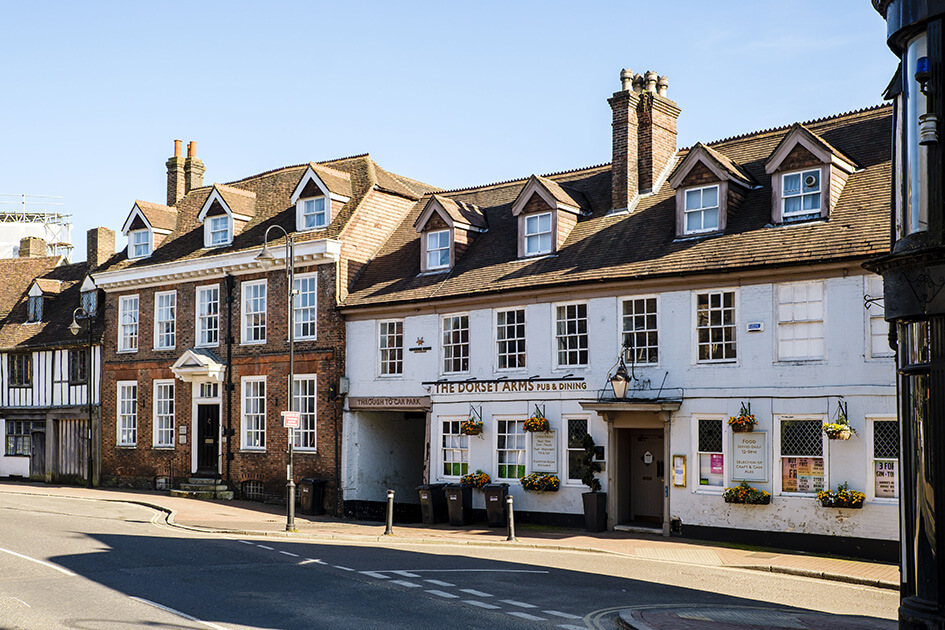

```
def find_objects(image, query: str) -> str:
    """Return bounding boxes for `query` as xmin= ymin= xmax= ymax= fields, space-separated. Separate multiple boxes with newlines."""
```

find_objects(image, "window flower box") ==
xmin=723 ymin=481 xmax=771 ymax=505
xmin=459 ymin=469 xmax=491 ymax=489
xmin=817 ymin=482 xmax=864 ymax=509
xmin=520 ymin=473 xmax=560 ymax=492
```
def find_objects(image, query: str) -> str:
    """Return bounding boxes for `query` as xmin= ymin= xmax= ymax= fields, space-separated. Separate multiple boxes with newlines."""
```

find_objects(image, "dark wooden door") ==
xmin=30 ymin=430 xmax=45 ymax=478
xmin=629 ymin=430 xmax=663 ymax=522
xmin=196 ymin=404 xmax=220 ymax=474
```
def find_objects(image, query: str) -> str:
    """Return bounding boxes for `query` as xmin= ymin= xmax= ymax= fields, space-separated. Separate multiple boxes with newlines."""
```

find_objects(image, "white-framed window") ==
xmin=27 ymin=295 xmax=42 ymax=323
xmin=695 ymin=290 xmax=736 ymax=363
xmin=866 ymin=275 xmax=893 ymax=358
xmin=496 ymin=418 xmax=526 ymax=480
xmin=118 ymin=295 xmax=139 ymax=352
xmin=555 ymin=302 xmax=588 ymax=367
xmin=621 ymin=297 xmax=659 ymax=364
xmin=299 ymin=197 xmax=328 ymax=230
xmin=292 ymin=375 xmax=317 ymax=451
xmin=776 ymin=281 xmax=825 ymax=361
xmin=441 ymin=418 xmax=469 ymax=478
xmin=782 ymin=169 xmax=821 ymax=218
xmin=871 ymin=417 xmax=899 ymax=501
xmin=208 ymin=215 xmax=231 ymax=247
xmin=778 ymin=416 xmax=826 ymax=495
xmin=153 ymin=380 xmax=175 ymax=448
xmin=524 ymin=212 xmax=552 ymax=256
xmin=242 ymin=280 xmax=267 ymax=344
xmin=696 ymin=417 xmax=725 ymax=488
xmin=426 ymin=230 xmax=450 ymax=270
xmin=684 ymin=185 xmax=719 ymax=234
xmin=154 ymin=291 xmax=176 ymax=350
xmin=496 ymin=308 xmax=526 ymax=370
xmin=566 ymin=417 xmax=589 ymax=482
xmin=130 ymin=229 xmax=151 ymax=258
xmin=196 ymin=285 xmax=219 ymax=347
xmin=293 ymin=274 xmax=317 ymax=340
xmin=442 ymin=314 xmax=469 ymax=374
xmin=241 ymin=377 xmax=266 ymax=451
xmin=379 ymin=320 xmax=404 ymax=376
xmin=117 ymin=381 xmax=137 ymax=447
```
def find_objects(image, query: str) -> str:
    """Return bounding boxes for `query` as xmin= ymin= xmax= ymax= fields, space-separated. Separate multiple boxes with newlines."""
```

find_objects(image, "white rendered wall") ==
xmin=0 ymin=420 xmax=30 ymax=477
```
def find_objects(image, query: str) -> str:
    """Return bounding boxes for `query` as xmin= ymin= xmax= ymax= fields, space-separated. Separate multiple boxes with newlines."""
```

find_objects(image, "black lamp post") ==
xmin=255 ymin=225 xmax=298 ymax=533
xmin=68 ymin=307 xmax=93 ymax=488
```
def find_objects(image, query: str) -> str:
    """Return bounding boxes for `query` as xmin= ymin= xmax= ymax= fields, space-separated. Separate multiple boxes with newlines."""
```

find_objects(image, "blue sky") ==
xmin=0 ymin=1 xmax=897 ymax=261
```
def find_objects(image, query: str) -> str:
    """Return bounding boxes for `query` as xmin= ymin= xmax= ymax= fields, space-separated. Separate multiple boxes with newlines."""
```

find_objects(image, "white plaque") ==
xmin=530 ymin=430 xmax=558 ymax=473
xmin=732 ymin=432 xmax=768 ymax=482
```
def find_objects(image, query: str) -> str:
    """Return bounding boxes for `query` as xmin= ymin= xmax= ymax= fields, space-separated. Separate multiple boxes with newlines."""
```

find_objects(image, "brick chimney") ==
xmin=166 ymin=139 xmax=185 ymax=206
xmin=609 ymin=68 xmax=681 ymax=212
xmin=19 ymin=236 xmax=46 ymax=258
xmin=184 ymin=141 xmax=205 ymax=194
xmin=87 ymin=227 xmax=115 ymax=269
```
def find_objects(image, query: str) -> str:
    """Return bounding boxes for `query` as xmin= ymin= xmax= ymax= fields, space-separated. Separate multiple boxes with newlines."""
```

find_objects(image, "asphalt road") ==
xmin=0 ymin=493 xmax=897 ymax=629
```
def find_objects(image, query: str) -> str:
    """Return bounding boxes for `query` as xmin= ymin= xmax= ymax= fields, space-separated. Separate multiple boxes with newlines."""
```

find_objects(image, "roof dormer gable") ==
xmin=511 ymin=175 xmax=584 ymax=217
xmin=413 ymin=195 xmax=487 ymax=234
xmin=27 ymin=279 xmax=59 ymax=323
xmin=668 ymin=143 xmax=755 ymax=190
xmin=413 ymin=195 xmax=486 ymax=273
xmin=290 ymin=165 xmax=352 ymax=232
xmin=197 ymin=184 xmax=256 ymax=247
xmin=121 ymin=200 xmax=176 ymax=259
xmin=511 ymin=176 xmax=584 ymax=258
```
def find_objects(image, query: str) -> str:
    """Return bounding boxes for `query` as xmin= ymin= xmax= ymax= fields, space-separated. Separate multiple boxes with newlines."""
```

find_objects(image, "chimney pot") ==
xmin=645 ymin=70 xmax=658 ymax=93
xmin=174 ymin=139 xmax=182 ymax=157
xmin=620 ymin=68 xmax=634 ymax=92
xmin=184 ymin=141 xmax=205 ymax=193
xmin=632 ymin=73 xmax=644 ymax=93
xmin=187 ymin=141 xmax=196 ymax=158
xmin=657 ymin=75 xmax=669 ymax=97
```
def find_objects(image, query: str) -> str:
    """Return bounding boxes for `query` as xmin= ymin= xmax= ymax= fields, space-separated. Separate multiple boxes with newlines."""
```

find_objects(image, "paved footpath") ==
xmin=0 ymin=481 xmax=899 ymax=629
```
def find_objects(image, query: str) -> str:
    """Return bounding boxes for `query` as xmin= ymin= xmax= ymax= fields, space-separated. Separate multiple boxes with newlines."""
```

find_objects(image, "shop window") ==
xmin=441 ymin=419 xmax=469 ymax=477
xmin=780 ymin=418 xmax=825 ymax=494
xmin=697 ymin=418 xmax=724 ymax=487
xmin=497 ymin=419 xmax=526 ymax=480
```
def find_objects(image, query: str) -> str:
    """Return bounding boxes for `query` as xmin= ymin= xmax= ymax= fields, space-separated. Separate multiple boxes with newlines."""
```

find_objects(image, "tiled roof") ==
xmin=33 ymin=278 xmax=62 ymax=295
xmin=418 ymin=195 xmax=488 ymax=231
xmin=534 ymin=175 xmax=587 ymax=210
xmin=214 ymin=183 xmax=257 ymax=218
xmin=135 ymin=200 xmax=178 ymax=231
xmin=343 ymin=105 xmax=892 ymax=309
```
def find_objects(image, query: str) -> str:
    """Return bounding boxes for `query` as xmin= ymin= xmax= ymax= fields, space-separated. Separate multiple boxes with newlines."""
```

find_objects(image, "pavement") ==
xmin=0 ymin=481 xmax=900 ymax=630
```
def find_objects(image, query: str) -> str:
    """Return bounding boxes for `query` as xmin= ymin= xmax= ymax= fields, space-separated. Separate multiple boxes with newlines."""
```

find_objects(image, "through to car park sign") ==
xmin=281 ymin=411 xmax=300 ymax=429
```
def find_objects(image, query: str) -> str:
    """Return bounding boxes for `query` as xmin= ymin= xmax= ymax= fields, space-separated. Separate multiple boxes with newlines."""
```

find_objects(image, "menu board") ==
xmin=875 ymin=460 xmax=898 ymax=498
xmin=732 ymin=432 xmax=768 ymax=482
xmin=530 ymin=430 xmax=558 ymax=473
xmin=781 ymin=457 xmax=824 ymax=493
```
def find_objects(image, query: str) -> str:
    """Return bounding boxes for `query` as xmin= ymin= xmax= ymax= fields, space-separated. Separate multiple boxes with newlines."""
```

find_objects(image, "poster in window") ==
xmin=710 ymin=453 xmax=723 ymax=475
xmin=875 ymin=460 xmax=898 ymax=498
xmin=782 ymin=457 xmax=824 ymax=493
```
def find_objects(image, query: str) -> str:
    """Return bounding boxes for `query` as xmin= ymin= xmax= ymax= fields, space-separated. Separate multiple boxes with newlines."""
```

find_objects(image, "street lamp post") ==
xmin=68 ymin=307 xmax=94 ymax=488
xmin=255 ymin=225 xmax=298 ymax=533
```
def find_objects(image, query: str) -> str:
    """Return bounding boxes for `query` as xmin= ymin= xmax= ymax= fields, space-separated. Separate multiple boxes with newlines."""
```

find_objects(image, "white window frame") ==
xmin=293 ymin=273 xmax=318 ymax=340
xmin=117 ymin=381 xmax=137 ymax=447
xmin=774 ymin=414 xmax=828 ymax=497
xmin=154 ymin=290 xmax=176 ymax=350
xmin=554 ymin=301 xmax=589 ymax=369
xmin=683 ymin=185 xmax=720 ymax=234
xmin=776 ymin=281 xmax=825 ymax=362
xmin=205 ymin=214 xmax=232 ymax=247
xmin=620 ymin=295 xmax=659 ymax=365
xmin=152 ymin=380 xmax=175 ymax=448
xmin=241 ymin=376 xmax=266 ymax=451
xmin=693 ymin=289 xmax=737 ymax=364
xmin=241 ymin=279 xmax=267 ymax=345
xmin=495 ymin=416 xmax=527 ymax=481
xmin=129 ymin=228 xmax=151 ymax=258
xmin=426 ymin=230 xmax=451 ymax=270
xmin=523 ymin=212 xmax=553 ymax=256
xmin=866 ymin=275 xmax=894 ymax=359
xmin=118 ymin=295 xmax=139 ymax=353
xmin=781 ymin=168 xmax=822 ymax=219
xmin=297 ymin=197 xmax=329 ymax=231
xmin=196 ymin=285 xmax=220 ymax=348
xmin=495 ymin=308 xmax=526 ymax=372
xmin=378 ymin=319 xmax=404 ymax=377
xmin=292 ymin=374 xmax=317 ymax=451
xmin=563 ymin=415 xmax=590 ymax=486
xmin=867 ymin=415 xmax=899 ymax=503
xmin=692 ymin=414 xmax=727 ymax=493
xmin=439 ymin=416 xmax=469 ymax=480
xmin=441 ymin=313 xmax=469 ymax=375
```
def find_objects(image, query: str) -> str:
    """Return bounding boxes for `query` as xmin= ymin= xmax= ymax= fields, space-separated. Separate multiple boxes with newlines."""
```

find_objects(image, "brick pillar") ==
xmin=184 ymin=141 xmax=205 ymax=194
xmin=87 ymin=227 xmax=115 ymax=269
xmin=166 ymin=139 xmax=185 ymax=206
xmin=18 ymin=236 xmax=46 ymax=257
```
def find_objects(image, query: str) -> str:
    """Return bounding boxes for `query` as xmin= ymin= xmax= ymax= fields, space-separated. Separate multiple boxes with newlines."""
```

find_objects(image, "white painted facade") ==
xmin=343 ymin=268 xmax=897 ymax=540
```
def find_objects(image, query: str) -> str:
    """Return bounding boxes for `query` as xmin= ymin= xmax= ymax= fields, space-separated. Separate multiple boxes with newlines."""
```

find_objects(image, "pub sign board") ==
xmin=732 ymin=432 xmax=768 ymax=482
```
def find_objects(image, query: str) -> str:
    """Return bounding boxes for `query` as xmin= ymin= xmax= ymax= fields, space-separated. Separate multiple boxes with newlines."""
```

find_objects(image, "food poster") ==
xmin=782 ymin=457 xmax=825 ymax=493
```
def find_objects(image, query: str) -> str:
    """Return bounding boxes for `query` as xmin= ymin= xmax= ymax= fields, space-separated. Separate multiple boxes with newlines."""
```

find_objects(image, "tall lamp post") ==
xmin=255 ymin=225 xmax=298 ymax=533
xmin=68 ymin=307 xmax=94 ymax=488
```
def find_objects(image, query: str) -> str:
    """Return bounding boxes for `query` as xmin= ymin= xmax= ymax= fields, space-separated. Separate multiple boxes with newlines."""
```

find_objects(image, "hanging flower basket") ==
xmin=728 ymin=403 xmax=756 ymax=433
xmin=817 ymin=482 xmax=865 ymax=509
xmin=524 ymin=406 xmax=550 ymax=432
xmin=460 ymin=418 xmax=483 ymax=436
xmin=823 ymin=415 xmax=855 ymax=440
xmin=723 ymin=481 xmax=771 ymax=505
xmin=520 ymin=473 xmax=560 ymax=492
xmin=459 ymin=469 xmax=491 ymax=489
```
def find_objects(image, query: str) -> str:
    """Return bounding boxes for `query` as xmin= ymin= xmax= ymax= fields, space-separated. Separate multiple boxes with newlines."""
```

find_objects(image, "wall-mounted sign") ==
xmin=409 ymin=337 xmax=432 ymax=353
xmin=348 ymin=396 xmax=431 ymax=411
xmin=530 ymin=430 xmax=558 ymax=473
xmin=732 ymin=432 xmax=768 ymax=482
xmin=875 ymin=460 xmax=897 ymax=498
xmin=430 ymin=378 xmax=586 ymax=395
xmin=672 ymin=454 xmax=687 ymax=487
xmin=282 ymin=411 xmax=300 ymax=429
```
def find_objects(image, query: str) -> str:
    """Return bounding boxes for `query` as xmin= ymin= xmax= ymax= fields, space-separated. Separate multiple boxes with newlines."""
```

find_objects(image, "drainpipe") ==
xmin=224 ymin=274 xmax=235 ymax=487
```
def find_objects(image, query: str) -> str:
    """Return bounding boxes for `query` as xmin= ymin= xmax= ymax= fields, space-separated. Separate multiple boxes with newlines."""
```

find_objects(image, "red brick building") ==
xmin=92 ymin=141 xmax=432 ymax=511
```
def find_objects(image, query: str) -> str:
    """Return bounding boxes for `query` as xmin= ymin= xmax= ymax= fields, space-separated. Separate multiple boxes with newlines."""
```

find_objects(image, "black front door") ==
xmin=196 ymin=404 xmax=220 ymax=474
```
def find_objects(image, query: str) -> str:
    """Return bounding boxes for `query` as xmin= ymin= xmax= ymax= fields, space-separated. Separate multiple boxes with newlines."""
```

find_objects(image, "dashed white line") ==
xmin=501 ymin=599 xmax=537 ymax=609
xmin=545 ymin=610 xmax=583 ymax=620
xmin=508 ymin=611 xmax=547 ymax=621
xmin=424 ymin=579 xmax=456 ymax=587
xmin=391 ymin=570 xmax=421 ymax=578
xmin=237 ymin=540 xmax=254 ymax=545
xmin=460 ymin=588 xmax=493 ymax=597
xmin=279 ymin=551 xmax=299 ymax=558
xmin=334 ymin=565 xmax=355 ymax=571
xmin=390 ymin=580 xmax=421 ymax=588
xmin=131 ymin=597 xmax=229 ymax=630
xmin=360 ymin=571 xmax=390 ymax=579
xmin=426 ymin=590 xmax=459 ymax=599
xmin=0 ymin=546 xmax=76 ymax=576
xmin=464 ymin=600 xmax=501 ymax=610
xmin=256 ymin=544 xmax=273 ymax=550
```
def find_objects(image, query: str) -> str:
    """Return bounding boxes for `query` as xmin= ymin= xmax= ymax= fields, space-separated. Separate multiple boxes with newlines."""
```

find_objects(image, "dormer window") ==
xmin=684 ymin=185 xmax=719 ymax=234
xmin=208 ymin=215 xmax=231 ymax=247
xmin=130 ymin=229 xmax=151 ymax=258
xmin=27 ymin=295 xmax=42 ymax=323
xmin=299 ymin=197 xmax=328 ymax=230
xmin=524 ymin=212 xmax=552 ymax=256
xmin=290 ymin=166 xmax=351 ymax=233
xmin=782 ymin=169 xmax=821 ymax=218
xmin=426 ymin=230 xmax=450 ymax=270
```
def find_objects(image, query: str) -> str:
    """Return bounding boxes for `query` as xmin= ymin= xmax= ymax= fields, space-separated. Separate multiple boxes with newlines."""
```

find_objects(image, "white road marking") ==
xmin=256 ymin=544 xmax=273 ymax=550
xmin=237 ymin=540 xmax=254 ymax=545
xmin=424 ymin=579 xmax=456 ymax=587
xmin=460 ymin=589 xmax=493 ymax=597
xmin=300 ymin=558 xmax=325 ymax=565
xmin=426 ymin=590 xmax=459 ymax=599
xmin=380 ymin=568 xmax=547 ymax=574
xmin=334 ymin=565 xmax=355 ymax=571
xmin=502 ymin=599 xmax=537 ymax=609
xmin=557 ymin=625 xmax=589 ymax=630
xmin=391 ymin=570 xmax=421 ymax=578
xmin=279 ymin=551 xmax=299 ymax=558
xmin=508 ymin=611 xmax=547 ymax=621
xmin=0 ymin=546 xmax=76 ymax=576
xmin=360 ymin=571 xmax=390 ymax=579
xmin=390 ymin=580 xmax=421 ymax=588
xmin=545 ymin=610 xmax=584 ymax=620
xmin=464 ymin=600 xmax=501 ymax=610
xmin=131 ymin=597 xmax=230 ymax=630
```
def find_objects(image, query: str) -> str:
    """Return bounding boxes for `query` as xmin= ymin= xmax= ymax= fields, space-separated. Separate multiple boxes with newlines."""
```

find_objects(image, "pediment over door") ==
xmin=171 ymin=348 xmax=226 ymax=383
